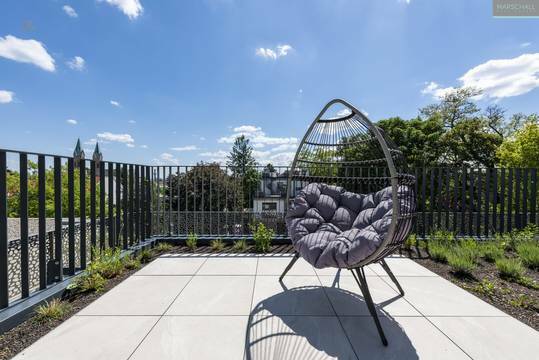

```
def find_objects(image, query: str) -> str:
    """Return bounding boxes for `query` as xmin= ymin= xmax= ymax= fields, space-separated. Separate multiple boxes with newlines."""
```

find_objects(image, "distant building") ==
xmin=253 ymin=168 xmax=287 ymax=213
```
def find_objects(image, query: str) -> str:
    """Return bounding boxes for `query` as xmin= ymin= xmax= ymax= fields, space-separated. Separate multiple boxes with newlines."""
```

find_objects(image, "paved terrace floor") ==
xmin=15 ymin=254 xmax=539 ymax=360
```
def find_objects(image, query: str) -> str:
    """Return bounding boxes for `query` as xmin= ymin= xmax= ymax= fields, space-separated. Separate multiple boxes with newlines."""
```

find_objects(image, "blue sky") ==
xmin=0 ymin=0 xmax=537 ymax=166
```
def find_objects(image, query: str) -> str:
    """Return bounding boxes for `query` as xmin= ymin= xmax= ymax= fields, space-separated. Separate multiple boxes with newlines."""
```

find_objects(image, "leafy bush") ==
xmin=509 ymin=294 xmax=539 ymax=311
xmin=137 ymin=248 xmax=153 ymax=263
xmin=186 ymin=233 xmax=198 ymax=252
xmin=472 ymin=279 xmax=496 ymax=297
xmin=90 ymin=247 xmax=124 ymax=279
xmin=155 ymin=242 xmax=174 ymax=253
xmin=122 ymin=256 xmax=141 ymax=270
xmin=479 ymin=242 xmax=504 ymax=263
xmin=68 ymin=271 xmax=106 ymax=294
xmin=459 ymin=238 xmax=480 ymax=262
xmin=496 ymin=258 xmax=525 ymax=281
xmin=516 ymin=242 xmax=539 ymax=269
xmin=251 ymin=223 xmax=274 ymax=253
xmin=447 ymin=248 xmax=476 ymax=277
xmin=403 ymin=234 xmax=416 ymax=250
xmin=430 ymin=230 xmax=455 ymax=245
xmin=210 ymin=238 xmax=225 ymax=252
xmin=35 ymin=298 xmax=72 ymax=322
xmin=429 ymin=242 xmax=449 ymax=263
xmin=232 ymin=239 xmax=248 ymax=252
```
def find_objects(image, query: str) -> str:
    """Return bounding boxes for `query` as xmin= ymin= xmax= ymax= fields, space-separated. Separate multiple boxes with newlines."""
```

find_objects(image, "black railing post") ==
xmin=99 ymin=162 xmax=106 ymax=249
xmin=108 ymin=162 xmax=114 ymax=247
xmin=90 ymin=160 xmax=97 ymax=257
xmin=53 ymin=157 xmax=63 ymax=282
xmin=67 ymin=158 xmax=75 ymax=275
xmin=0 ymin=151 xmax=8 ymax=308
xmin=19 ymin=153 xmax=30 ymax=298
xmin=38 ymin=155 xmax=47 ymax=290
xmin=115 ymin=163 xmax=121 ymax=245
xmin=80 ymin=159 xmax=87 ymax=270
xmin=122 ymin=164 xmax=128 ymax=249
xmin=129 ymin=164 xmax=134 ymax=246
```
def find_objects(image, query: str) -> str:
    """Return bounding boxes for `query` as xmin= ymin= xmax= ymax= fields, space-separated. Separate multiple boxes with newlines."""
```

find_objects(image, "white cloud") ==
xmin=66 ymin=119 xmax=77 ymax=125
xmin=62 ymin=5 xmax=78 ymax=18
xmin=66 ymin=56 xmax=85 ymax=71
xmin=0 ymin=35 xmax=55 ymax=72
xmin=0 ymin=90 xmax=14 ymax=104
xmin=84 ymin=138 xmax=97 ymax=145
xmin=421 ymin=81 xmax=457 ymax=99
xmin=255 ymin=44 xmax=293 ymax=60
xmin=98 ymin=0 xmax=143 ymax=20
xmin=199 ymin=150 xmax=228 ymax=164
xmin=97 ymin=132 xmax=135 ymax=146
xmin=170 ymin=145 xmax=197 ymax=151
xmin=154 ymin=152 xmax=179 ymax=165
xmin=521 ymin=42 xmax=531 ymax=48
xmin=126 ymin=143 xmax=135 ymax=148
xmin=336 ymin=108 xmax=352 ymax=117
xmin=140 ymin=144 xmax=148 ymax=149
xmin=110 ymin=100 xmax=121 ymax=107
xmin=218 ymin=125 xmax=297 ymax=148
xmin=423 ymin=53 xmax=539 ymax=100
xmin=128 ymin=119 xmax=136 ymax=124
xmin=199 ymin=136 xmax=206 ymax=141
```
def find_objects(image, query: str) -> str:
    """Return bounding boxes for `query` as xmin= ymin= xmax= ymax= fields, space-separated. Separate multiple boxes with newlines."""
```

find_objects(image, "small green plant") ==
xmin=210 ymin=238 xmax=225 ymax=252
xmin=516 ymin=276 xmax=539 ymax=290
xmin=496 ymin=258 xmax=525 ymax=281
xmin=429 ymin=242 xmax=450 ymax=263
xmin=430 ymin=230 xmax=455 ymax=246
xmin=459 ymin=238 xmax=480 ymax=261
xmin=155 ymin=242 xmax=174 ymax=253
xmin=68 ymin=271 xmax=107 ymax=294
xmin=403 ymin=234 xmax=416 ymax=250
xmin=186 ymin=233 xmax=198 ymax=252
xmin=122 ymin=256 xmax=141 ymax=270
xmin=516 ymin=242 xmax=539 ymax=269
xmin=137 ymin=248 xmax=154 ymax=263
xmin=90 ymin=247 xmax=124 ymax=279
xmin=35 ymin=298 xmax=72 ymax=322
xmin=473 ymin=278 xmax=496 ymax=297
xmin=509 ymin=294 xmax=539 ymax=311
xmin=232 ymin=239 xmax=248 ymax=252
xmin=447 ymin=248 xmax=476 ymax=277
xmin=251 ymin=223 xmax=274 ymax=253
xmin=479 ymin=242 xmax=504 ymax=263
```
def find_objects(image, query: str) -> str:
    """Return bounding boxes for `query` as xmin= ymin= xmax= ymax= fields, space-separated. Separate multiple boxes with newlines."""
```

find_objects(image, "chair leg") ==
xmin=379 ymin=259 xmax=405 ymax=296
xmin=279 ymin=253 xmax=299 ymax=282
xmin=351 ymin=267 xmax=388 ymax=346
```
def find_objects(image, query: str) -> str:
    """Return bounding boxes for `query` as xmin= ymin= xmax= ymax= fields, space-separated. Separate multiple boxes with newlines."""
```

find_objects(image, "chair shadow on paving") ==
xmin=245 ymin=275 xmax=418 ymax=360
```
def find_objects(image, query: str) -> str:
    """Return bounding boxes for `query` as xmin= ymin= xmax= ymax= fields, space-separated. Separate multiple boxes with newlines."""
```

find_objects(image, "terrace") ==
xmin=0 ymin=145 xmax=538 ymax=359
xmin=11 ymin=254 xmax=539 ymax=359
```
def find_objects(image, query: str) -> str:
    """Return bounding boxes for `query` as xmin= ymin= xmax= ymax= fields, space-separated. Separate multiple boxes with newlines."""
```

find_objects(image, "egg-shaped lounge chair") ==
xmin=280 ymin=99 xmax=416 ymax=346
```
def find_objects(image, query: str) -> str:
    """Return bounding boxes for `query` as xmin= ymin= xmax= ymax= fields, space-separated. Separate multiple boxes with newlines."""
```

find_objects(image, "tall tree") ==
xmin=227 ymin=135 xmax=260 ymax=208
xmin=420 ymin=87 xmax=482 ymax=129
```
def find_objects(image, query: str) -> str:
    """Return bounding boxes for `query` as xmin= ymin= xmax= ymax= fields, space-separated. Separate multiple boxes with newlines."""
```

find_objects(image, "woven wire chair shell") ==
xmin=286 ymin=99 xmax=416 ymax=268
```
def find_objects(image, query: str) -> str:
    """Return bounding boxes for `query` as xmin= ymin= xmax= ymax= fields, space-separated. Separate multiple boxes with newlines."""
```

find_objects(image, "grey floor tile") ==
xmin=78 ymin=276 xmax=190 ymax=315
xmin=14 ymin=316 xmax=158 ymax=360
xmin=166 ymin=275 xmax=255 ymax=315
xmin=256 ymin=257 xmax=316 ymax=276
xmin=340 ymin=316 xmax=470 ymax=360
xmin=135 ymin=257 xmax=206 ymax=276
xmin=429 ymin=316 xmax=539 ymax=360
xmin=197 ymin=257 xmax=258 ymax=275
xmin=247 ymin=315 xmax=358 ymax=360
xmin=130 ymin=316 xmax=248 ymax=360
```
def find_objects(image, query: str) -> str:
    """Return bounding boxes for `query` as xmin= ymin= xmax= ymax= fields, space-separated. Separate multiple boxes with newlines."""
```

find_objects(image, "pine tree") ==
xmin=227 ymin=135 xmax=260 ymax=208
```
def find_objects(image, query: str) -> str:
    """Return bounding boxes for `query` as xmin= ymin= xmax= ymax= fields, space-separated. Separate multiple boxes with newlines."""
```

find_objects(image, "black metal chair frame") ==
xmin=280 ymin=99 xmax=415 ymax=346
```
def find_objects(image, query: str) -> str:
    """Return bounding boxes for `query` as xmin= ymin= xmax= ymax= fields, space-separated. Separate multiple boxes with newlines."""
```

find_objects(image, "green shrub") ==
xmin=447 ymin=248 xmax=476 ymax=277
xmin=473 ymin=279 xmax=496 ymax=297
xmin=496 ymin=258 xmax=525 ymax=281
xmin=516 ymin=276 xmax=539 ymax=290
xmin=479 ymin=242 xmax=504 ymax=263
xmin=250 ymin=223 xmax=274 ymax=253
xmin=137 ymin=248 xmax=153 ymax=264
xmin=210 ymin=238 xmax=225 ymax=252
xmin=516 ymin=242 xmax=539 ymax=269
xmin=186 ymin=233 xmax=198 ymax=252
xmin=68 ymin=271 xmax=106 ymax=293
xmin=459 ymin=238 xmax=480 ymax=262
xmin=232 ymin=239 xmax=248 ymax=252
xmin=122 ymin=256 xmax=141 ymax=270
xmin=430 ymin=230 xmax=455 ymax=245
xmin=35 ymin=298 xmax=72 ymax=322
xmin=403 ymin=234 xmax=416 ymax=250
xmin=429 ymin=242 xmax=450 ymax=263
xmin=509 ymin=294 xmax=539 ymax=311
xmin=155 ymin=242 xmax=174 ymax=253
xmin=90 ymin=247 xmax=124 ymax=279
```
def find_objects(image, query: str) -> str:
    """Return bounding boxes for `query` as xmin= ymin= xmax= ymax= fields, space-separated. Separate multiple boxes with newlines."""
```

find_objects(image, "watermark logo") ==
xmin=493 ymin=0 xmax=539 ymax=17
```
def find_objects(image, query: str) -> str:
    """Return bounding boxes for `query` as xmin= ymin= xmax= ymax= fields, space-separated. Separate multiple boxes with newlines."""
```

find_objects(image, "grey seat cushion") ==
xmin=286 ymin=183 xmax=413 ymax=269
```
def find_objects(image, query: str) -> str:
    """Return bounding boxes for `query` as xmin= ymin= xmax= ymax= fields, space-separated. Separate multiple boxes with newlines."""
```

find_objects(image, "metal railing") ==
xmin=2 ymin=146 xmax=539 ymax=310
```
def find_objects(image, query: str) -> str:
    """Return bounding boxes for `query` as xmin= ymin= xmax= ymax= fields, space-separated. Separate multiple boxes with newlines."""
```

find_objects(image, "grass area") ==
xmin=35 ymin=299 xmax=72 ymax=322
